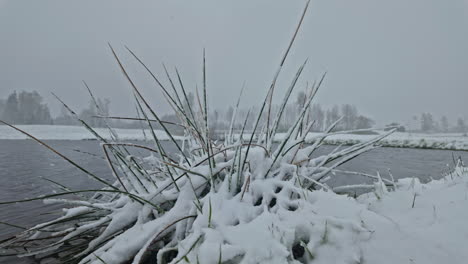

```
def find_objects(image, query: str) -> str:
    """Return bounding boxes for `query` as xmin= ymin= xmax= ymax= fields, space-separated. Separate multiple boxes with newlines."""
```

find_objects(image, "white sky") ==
xmin=0 ymin=0 xmax=467 ymax=125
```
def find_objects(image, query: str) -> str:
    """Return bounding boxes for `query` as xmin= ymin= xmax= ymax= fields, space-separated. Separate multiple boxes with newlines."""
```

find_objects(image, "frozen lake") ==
xmin=1 ymin=139 xmax=468 ymax=263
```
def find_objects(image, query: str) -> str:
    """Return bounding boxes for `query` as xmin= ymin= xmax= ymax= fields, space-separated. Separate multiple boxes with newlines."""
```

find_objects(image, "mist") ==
xmin=3 ymin=2 xmax=468 ymax=263
xmin=1 ymin=0 xmax=467 ymax=126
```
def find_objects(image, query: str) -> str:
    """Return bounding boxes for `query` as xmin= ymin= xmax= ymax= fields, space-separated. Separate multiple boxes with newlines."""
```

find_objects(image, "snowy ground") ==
xmin=298 ymin=131 xmax=468 ymax=151
xmin=355 ymin=164 xmax=468 ymax=264
xmin=240 ymin=163 xmax=468 ymax=264
xmin=194 ymin=164 xmax=468 ymax=264
xmin=0 ymin=125 xmax=177 ymax=141
xmin=2 ymin=124 xmax=468 ymax=263
xmin=2 ymin=126 xmax=468 ymax=152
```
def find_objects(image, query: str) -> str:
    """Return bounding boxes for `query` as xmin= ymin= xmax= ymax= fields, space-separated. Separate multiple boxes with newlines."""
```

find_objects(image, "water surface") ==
xmin=1 ymin=139 xmax=467 ymax=263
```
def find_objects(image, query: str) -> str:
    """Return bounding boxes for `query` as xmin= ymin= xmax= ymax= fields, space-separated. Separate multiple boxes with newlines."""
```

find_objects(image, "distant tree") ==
xmin=17 ymin=91 xmax=52 ymax=124
xmin=37 ymin=105 xmax=53 ymax=125
xmin=341 ymin=104 xmax=358 ymax=130
xmin=209 ymin=110 xmax=219 ymax=135
xmin=296 ymin=91 xmax=307 ymax=112
xmin=278 ymin=104 xmax=297 ymax=132
xmin=420 ymin=113 xmax=434 ymax=132
xmin=54 ymin=105 xmax=78 ymax=126
xmin=1 ymin=91 xmax=20 ymax=123
xmin=456 ymin=118 xmax=466 ymax=133
xmin=182 ymin=92 xmax=195 ymax=117
xmin=325 ymin=105 xmax=340 ymax=130
xmin=79 ymin=98 xmax=110 ymax=127
xmin=433 ymin=120 xmax=441 ymax=132
xmin=0 ymin=99 xmax=5 ymax=117
xmin=310 ymin=104 xmax=324 ymax=131
xmin=355 ymin=115 xmax=374 ymax=129
xmin=440 ymin=116 xmax=449 ymax=133
xmin=1 ymin=91 xmax=52 ymax=124
xmin=226 ymin=106 xmax=234 ymax=122
xmin=238 ymin=107 xmax=256 ymax=131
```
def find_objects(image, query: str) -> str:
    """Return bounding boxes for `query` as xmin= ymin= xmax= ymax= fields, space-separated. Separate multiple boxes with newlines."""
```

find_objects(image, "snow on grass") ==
xmin=356 ymin=163 xmax=468 ymax=264
xmin=4 ymin=149 xmax=466 ymax=264
xmin=2 ymin=2 xmax=467 ymax=263
xmin=0 ymin=125 xmax=179 ymax=141
xmin=172 ymin=162 xmax=468 ymax=264
xmin=0 ymin=8 xmax=397 ymax=260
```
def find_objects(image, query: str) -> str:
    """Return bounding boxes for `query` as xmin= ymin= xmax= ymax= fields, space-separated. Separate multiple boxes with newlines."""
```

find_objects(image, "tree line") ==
xmin=417 ymin=113 xmax=467 ymax=133
xmin=0 ymin=91 xmax=53 ymax=125
xmin=2 ymin=90 xmax=465 ymax=134
xmin=202 ymin=92 xmax=375 ymax=135
xmin=0 ymin=90 xmax=375 ymax=133
xmin=0 ymin=90 xmax=115 ymax=127
xmin=0 ymin=90 xmax=191 ymax=129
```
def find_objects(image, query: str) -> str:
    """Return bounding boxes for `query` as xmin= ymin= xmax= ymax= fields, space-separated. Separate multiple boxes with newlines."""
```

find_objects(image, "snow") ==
xmin=179 ymin=164 xmax=468 ymax=264
xmin=2 ymin=125 xmax=468 ymax=263
xmin=0 ymin=125 xmax=180 ymax=141
xmin=278 ymin=131 xmax=468 ymax=151
xmin=3 ymin=1 xmax=468 ymax=261
xmin=2 ymin=125 xmax=468 ymax=152
xmin=234 ymin=131 xmax=468 ymax=151
xmin=357 ymin=165 xmax=468 ymax=264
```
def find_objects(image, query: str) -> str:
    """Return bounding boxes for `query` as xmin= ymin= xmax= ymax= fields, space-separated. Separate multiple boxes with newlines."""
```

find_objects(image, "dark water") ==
xmin=1 ymin=139 xmax=467 ymax=263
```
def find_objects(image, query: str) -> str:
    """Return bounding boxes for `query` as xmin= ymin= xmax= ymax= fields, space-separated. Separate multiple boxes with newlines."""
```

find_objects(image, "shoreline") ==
xmin=2 ymin=125 xmax=468 ymax=151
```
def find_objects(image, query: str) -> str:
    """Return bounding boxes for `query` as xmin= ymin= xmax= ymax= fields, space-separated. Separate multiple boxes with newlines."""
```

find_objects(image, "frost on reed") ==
xmin=0 ymin=1 xmax=394 ymax=263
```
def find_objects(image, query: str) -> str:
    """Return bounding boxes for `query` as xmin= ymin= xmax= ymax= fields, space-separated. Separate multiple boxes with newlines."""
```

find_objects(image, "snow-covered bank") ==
xmin=159 ymin=163 xmax=468 ymax=264
xmin=300 ymin=131 xmax=468 ymax=151
xmin=186 ymin=164 xmax=468 ymax=264
xmin=2 ymin=126 xmax=467 ymax=152
xmin=0 ymin=125 xmax=177 ymax=141
xmin=355 ymin=164 xmax=468 ymax=264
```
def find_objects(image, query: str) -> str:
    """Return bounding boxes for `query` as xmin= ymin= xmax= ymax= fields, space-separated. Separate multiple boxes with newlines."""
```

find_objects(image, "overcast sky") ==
xmin=0 ymin=0 xmax=467 ymax=125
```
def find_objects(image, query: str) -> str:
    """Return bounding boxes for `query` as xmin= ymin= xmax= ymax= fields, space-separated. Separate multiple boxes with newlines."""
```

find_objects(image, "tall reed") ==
xmin=0 ymin=1 xmax=394 ymax=263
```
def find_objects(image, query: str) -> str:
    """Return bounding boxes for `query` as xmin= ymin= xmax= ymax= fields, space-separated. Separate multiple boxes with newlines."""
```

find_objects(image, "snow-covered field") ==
xmin=2 ymin=125 xmax=468 ymax=152
xmin=0 ymin=125 xmax=176 ymax=141
xmin=355 ymin=169 xmax=468 ymax=263
xmin=207 ymin=164 xmax=468 ymax=264
xmin=301 ymin=131 xmax=468 ymax=151
xmin=2 ymin=122 xmax=468 ymax=263
xmin=164 ymin=163 xmax=468 ymax=264
xmin=174 ymin=164 xmax=468 ymax=264
xmin=2 ymin=125 xmax=468 ymax=264
xmin=354 ymin=164 xmax=468 ymax=263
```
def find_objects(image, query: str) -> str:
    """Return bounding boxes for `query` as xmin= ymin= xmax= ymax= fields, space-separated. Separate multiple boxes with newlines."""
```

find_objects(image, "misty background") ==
xmin=0 ymin=0 xmax=467 ymax=128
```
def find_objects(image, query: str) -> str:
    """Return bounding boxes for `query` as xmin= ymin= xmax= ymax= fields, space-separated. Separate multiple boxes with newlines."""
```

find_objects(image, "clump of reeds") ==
xmin=0 ymin=1 xmax=395 ymax=263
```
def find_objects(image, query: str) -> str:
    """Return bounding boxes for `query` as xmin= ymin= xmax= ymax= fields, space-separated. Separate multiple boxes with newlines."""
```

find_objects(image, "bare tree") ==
xmin=17 ymin=91 xmax=52 ymax=124
xmin=420 ymin=113 xmax=435 ymax=132
xmin=225 ymin=106 xmax=234 ymax=122
xmin=440 ymin=116 xmax=449 ymax=133
xmin=296 ymin=91 xmax=307 ymax=112
xmin=0 ymin=99 xmax=5 ymax=117
xmin=79 ymin=98 xmax=110 ymax=127
xmin=341 ymin=104 xmax=358 ymax=130
xmin=456 ymin=117 xmax=466 ymax=133
xmin=1 ymin=90 xmax=52 ymax=124
xmin=55 ymin=105 xmax=78 ymax=125
xmin=310 ymin=104 xmax=324 ymax=131
xmin=355 ymin=115 xmax=374 ymax=129
xmin=1 ymin=91 xmax=20 ymax=123
xmin=325 ymin=105 xmax=340 ymax=129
